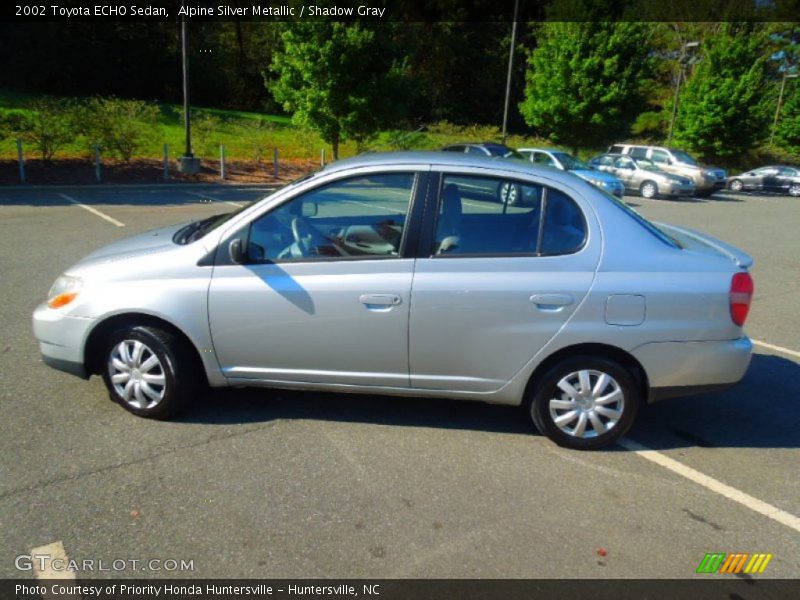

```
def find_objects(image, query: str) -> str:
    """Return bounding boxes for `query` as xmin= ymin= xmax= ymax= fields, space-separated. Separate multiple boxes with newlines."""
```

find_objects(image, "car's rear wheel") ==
xmin=101 ymin=326 xmax=197 ymax=419
xmin=729 ymin=179 xmax=743 ymax=192
xmin=528 ymin=356 xmax=640 ymax=450
xmin=639 ymin=180 xmax=658 ymax=199
xmin=497 ymin=181 xmax=521 ymax=205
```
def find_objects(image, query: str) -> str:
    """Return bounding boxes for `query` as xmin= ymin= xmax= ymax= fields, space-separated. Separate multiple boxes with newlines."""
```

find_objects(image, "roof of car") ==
xmin=320 ymin=151 xmax=571 ymax=179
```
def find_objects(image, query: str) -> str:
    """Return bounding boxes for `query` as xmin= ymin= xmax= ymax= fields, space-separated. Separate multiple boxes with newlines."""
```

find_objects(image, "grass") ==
xmin=0 ymin=89 xmax=559 ymax=162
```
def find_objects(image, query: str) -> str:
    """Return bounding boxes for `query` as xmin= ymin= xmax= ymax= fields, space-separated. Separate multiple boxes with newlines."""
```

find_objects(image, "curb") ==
xmin=0 ymin=182 xmax=283 ymax=192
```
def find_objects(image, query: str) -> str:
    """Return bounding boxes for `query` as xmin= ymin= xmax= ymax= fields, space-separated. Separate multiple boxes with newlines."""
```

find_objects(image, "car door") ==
xmin=614 ymin=156 xmax=638 ymax=191
xmin=408 ymin=171 xmax=599 ymax=392
xmin=208 ymin=171 xmax=425 ymax=388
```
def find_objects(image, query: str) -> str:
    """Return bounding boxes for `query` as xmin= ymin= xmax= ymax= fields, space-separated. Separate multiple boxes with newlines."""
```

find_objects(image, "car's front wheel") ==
xmin=639 ymin=180 xmax=658 ymax=199
xmin=789 ymin=183 xmax=800 ymax=197
xmin=729 ymin=179 xmax=744 ymax=192
xmin=528 ymin=356 xmax=640 ymax=450
xmin=101 ymin=326 xmax=197 ymax=419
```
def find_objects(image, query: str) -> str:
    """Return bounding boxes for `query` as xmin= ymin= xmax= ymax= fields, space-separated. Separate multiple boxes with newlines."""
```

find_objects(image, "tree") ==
xmin=519 ymin=22 xmax=653 ymax=154
xmin=775 ymin=82 xmax=800 ymax=154
xmin=19 ymin=99 xmax=76 ymax=162
xmin=77 ymin=97 xmax=160 ymax=163
xmin=269 ymin=22 xmax=410 ymax=159
xmin=673 ymin=23 xmax=770 ymax=163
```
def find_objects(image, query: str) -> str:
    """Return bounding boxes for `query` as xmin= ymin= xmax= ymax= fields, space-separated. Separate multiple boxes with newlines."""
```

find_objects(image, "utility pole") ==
xmin=501 ymin=0 xmax=519 ymax=145
xmin=770 ymin=71 xmax=798 ymax=145
xmin=667 ymin=41 xmax=700 ymax=146
xmin=179 ymin=2 xmax=200 ymax=173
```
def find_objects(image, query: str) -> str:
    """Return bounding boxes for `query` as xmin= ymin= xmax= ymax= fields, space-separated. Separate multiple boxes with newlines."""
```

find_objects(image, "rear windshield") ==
xmin=603 ymin=192 xmax=682 ymax=249
xmin=669 ymin=150 xmax=698 ymax=166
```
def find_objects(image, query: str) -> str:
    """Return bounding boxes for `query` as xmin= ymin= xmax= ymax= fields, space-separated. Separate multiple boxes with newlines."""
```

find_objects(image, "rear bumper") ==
xmin=33 ymin=302 xmax=94 ymax=379
xmin=631 ymin=337 xmax=752 ymax=403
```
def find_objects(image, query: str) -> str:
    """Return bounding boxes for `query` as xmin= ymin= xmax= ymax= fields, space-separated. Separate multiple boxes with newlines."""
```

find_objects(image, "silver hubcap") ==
xmin=642 ymin=183 xmax=656 ymax=198
xmin=731 ymin=180 xmax=742 ymax=191
xmin=548 ymin=370 xmax=625 ymax=439
xmin=501 ymin=183 xmax=518 ymax=204
xmin=790 ymin=185 xmax=800 ymax=197
xmin=108 ymin=340 xmax=166 ymax=409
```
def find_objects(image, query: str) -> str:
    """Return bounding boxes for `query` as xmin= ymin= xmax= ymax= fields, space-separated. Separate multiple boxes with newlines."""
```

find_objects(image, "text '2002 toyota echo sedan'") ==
xmin=33 ymin=152 xmax=754 ymax=450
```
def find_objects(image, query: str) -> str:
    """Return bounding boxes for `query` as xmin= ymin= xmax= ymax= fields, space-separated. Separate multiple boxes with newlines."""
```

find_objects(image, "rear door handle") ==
xmin=530 ymin=293 xmax=574 ymax=309
xmin=360 ymin=294 xmax=402 ymax=307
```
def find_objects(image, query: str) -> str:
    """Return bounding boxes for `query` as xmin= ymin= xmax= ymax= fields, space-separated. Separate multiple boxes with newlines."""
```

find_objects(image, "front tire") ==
xmin=729 ymin=179 xmax=743 ymax=192
xmin=789 ymin=183 xmax=800 ymax=197
xmin=527 ymin=356 xmax=640 ymax=450
xmin=639 ymin=180 xmax=658 ymax=199
xmin=101 ymin=326 xmax=197 ymax=419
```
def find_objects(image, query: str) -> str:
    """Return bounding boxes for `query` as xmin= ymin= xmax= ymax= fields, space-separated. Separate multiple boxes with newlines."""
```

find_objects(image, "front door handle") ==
xmin=360 ymin=294 xmax=402 ymax=307
xmin=530 ymin=293 xmax=574 ymax=310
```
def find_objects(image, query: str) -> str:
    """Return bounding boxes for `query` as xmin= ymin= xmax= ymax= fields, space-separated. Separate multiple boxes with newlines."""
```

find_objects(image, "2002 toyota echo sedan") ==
xmin=33 ymin=152 xmax=754 ymax=450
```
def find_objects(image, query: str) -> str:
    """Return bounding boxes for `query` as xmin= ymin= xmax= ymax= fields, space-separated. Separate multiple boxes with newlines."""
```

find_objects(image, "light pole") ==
xmin=178 ymin=2 xmax=200 ymax=173
xmin=501 ymin=0 xmax=519 ymax=145
xmin=667 ymin=41 xmax=700 ymax=146
xmin=770 ymin=70 xmax=798 ymax=145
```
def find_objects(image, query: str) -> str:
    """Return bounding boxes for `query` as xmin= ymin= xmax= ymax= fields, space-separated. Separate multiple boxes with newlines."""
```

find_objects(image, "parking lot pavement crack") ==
xmin=0 ymin=421 xmax=282 ymax=501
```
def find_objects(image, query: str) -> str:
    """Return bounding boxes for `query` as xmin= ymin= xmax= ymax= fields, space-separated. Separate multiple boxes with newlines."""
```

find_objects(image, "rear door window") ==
xmin=630 ymin=147 xmax=648 ymax=160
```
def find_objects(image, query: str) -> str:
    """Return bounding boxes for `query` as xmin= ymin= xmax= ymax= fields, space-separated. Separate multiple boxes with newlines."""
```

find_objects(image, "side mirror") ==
xmin=302 ymin=201 xmax=319 ymax=217
xmin=228 ymin=238 xmax=244 ymax=264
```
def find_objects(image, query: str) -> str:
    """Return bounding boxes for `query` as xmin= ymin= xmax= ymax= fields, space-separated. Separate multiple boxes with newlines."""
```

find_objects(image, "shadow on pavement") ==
xmin=182 ymin=352 xmax=798 ymax=450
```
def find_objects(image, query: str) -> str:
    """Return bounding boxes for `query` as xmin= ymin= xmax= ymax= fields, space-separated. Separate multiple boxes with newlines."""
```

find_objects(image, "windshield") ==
xmin=553 ymin=152 xmax=590 ymax=171
xmin=173 ymin=171 xmax=321 ymax=245
xmin=669 ymin=150 xmax=698 ymax=166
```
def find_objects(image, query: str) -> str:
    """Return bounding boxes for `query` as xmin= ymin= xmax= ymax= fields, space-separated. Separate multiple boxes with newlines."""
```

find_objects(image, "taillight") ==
xmin=730 ymin=272 xmax=754 ymax=327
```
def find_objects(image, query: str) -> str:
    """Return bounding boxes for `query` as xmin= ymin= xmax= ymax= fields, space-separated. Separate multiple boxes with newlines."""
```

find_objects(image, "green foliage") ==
xmin=519 ymin=22 xmax=654 ymax=154
xmin=673 ymin=23 xmax=771 ymax=163
xmin=269 ymin=22 xmax=411 ymax=159
xmin=775 ymin=82 xmax=800 ymax=154
xmin=76 ymin=97 xmax=160 ymax=163
xmin=191 ymin=112 xmax=222 ymax=158
xmin=631 ymin=110 xmax=669 ymax=140
xmin=15 ymin=98 xmax=77 ymax=162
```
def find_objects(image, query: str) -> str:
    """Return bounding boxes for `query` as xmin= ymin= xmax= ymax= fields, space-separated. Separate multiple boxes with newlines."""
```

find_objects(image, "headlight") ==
xmin=587 ymin=178 xmax=607 ymax=188
xmin=47 ymin=275 xmax=83 ymax=309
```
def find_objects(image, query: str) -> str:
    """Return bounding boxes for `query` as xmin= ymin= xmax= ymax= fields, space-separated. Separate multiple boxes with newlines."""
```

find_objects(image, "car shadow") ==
xmin=181 ymin=352 xmax=798 ymax=450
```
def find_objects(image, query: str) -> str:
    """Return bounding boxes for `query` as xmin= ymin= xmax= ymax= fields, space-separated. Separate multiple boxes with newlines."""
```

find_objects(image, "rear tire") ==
xmin=527 ymin=356 xmax=640 ymax=450
xmin=101 ymin=326 xmax=197 ymax=419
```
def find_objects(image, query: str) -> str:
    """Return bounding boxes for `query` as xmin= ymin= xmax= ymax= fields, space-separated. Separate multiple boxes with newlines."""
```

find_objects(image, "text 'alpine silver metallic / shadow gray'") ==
xmin=33 ymin=152 xmax=754 ymax=449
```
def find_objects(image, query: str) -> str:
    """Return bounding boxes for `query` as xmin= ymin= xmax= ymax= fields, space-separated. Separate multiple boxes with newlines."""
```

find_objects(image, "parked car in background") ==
xmin=33 ymin=151 xmax=754 ymax=451
xmin=441 ymin=142 xmax=524 ymax=159
xmin=589 ymin=153 xmax=696 ymax=199
xmin=609 ymin=144 xmax=726 ymax=197
xmin=518 ymin=148 xmax=625 ymax=198
xmin=728 ymin=165 xmax=800 ymax=197
xmin=441 ymin=142 xmax=531 ymax=204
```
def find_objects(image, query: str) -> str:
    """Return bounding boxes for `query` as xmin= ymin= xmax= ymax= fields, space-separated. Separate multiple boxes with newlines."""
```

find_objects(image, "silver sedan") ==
xmin=33 ymin=152 xmax=753 ymax=450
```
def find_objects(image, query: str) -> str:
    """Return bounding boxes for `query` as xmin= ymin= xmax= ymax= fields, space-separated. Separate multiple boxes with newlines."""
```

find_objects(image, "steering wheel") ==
xmin=290 ymin=216 xmax=345 ymax=257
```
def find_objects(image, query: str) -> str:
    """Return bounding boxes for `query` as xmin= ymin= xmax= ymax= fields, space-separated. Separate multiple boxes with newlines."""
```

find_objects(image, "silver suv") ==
xmin=609 ymin=144 xmax=727 ymax=197
xmin=32 ymin=152 xmax=753 ymax=450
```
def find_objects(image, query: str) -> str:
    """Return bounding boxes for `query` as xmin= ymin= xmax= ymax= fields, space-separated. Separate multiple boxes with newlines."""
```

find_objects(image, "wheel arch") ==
xmin=84 ymin=312 xmax=208 ymax=385
xmin=524 ymin=342 xmax=649 ymax=404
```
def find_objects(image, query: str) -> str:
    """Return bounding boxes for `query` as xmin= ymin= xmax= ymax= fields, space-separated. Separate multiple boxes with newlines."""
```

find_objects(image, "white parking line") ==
xmin=753 ymin=339 xmax=800 ymax=360
xmin=619 ymin=438 xmax=800 ymax=533
xmin=185 ymin=190 xmax=243 ymax=208
xmin=58 ymin=193 xmax=125 ymax=227
xmin=30 ymin=540 xmax=75 ymax=580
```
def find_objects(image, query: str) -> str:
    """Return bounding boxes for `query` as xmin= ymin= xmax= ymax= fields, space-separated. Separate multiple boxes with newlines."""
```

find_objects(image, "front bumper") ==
xmin=32 ymin=302 xmax=95 ymax=379
xmin=666 ymin=182 xmax=696 ymax=197
xmin=631 ymin=337 xmax=752 ymax=403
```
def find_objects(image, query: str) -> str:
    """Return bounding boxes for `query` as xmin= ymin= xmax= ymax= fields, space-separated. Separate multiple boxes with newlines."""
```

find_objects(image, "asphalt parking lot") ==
xmin=0 ymin=183 xmax=798 ymax=580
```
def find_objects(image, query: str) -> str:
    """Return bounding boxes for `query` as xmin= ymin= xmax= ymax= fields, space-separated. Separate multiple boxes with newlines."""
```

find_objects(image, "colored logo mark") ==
xmin=696 ymin=552 xmax=773 ymax=574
